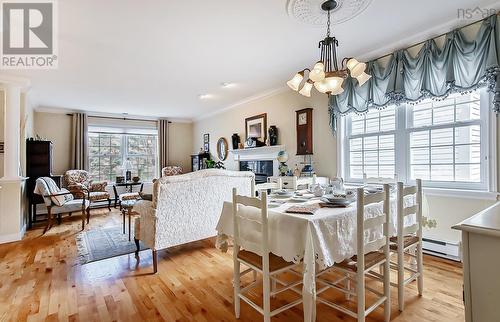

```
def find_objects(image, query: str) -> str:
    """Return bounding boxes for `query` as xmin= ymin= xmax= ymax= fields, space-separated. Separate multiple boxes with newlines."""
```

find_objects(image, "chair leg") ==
xmin=263 ymin=270 xmax=271 ymax=322
xmin=134 ymin=238 xmax=140 ymax=257
xmin=114 ymin=198 xmax=118 ymax=209
xmin=86 ymin=207 xmax=91 ymax=224
xmin=152 ymin=250 xmax=158 ymax=274
xmin=357 ymin=270 xmax=365 ymax=322
xmin=417 ymin=242 xmax=424 ymax=296
xmin=345 ymin=273 xmax=351 ymax=300
xmin=81 ymin=208 xmax=85 ymax=230
xmin=43 ymin=207 xmax=52 ymax=234
xmin=233 ymin=260 xmax=241 ymax=319
xmin=397 ymin=248 xmax=405 ymax=312
xmin=108 ymin=199 xmax=111 ymax=211
xmin=57 ymin=213 xmax=62 ymax=225
xmin=384 ymin=260 xmax=391 ymax=322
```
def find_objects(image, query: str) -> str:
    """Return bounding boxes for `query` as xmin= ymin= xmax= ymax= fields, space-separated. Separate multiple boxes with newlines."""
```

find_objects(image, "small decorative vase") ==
xmin=231 ymin=133 xmax=240 ymax=150
xmin=268 ymin=126 xmax=278 ymax=146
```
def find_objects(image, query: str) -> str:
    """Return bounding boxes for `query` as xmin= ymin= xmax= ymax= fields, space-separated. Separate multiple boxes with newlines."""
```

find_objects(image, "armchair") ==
xmin=63 ymin=170 xmax=111 ymax=211
xmin=161 ymin=166 xmax=183 ymax=177
xmin=34 ymin=177 xmax=90 ymax=233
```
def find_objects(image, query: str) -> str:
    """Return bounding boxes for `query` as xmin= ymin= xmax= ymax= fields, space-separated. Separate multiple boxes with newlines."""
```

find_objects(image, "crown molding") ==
xmin=34 ymin=105 xmax=193 ymax=123
xmin=194 ymin=86 xmax=288 ymax=122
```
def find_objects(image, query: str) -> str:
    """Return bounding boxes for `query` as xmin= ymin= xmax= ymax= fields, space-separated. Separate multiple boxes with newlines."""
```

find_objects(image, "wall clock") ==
xmin=296 ymin=108 xmax=313 ymax=155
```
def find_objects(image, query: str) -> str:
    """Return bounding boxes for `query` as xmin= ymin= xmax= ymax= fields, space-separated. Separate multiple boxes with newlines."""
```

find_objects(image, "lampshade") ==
xmin=346 ymin=58 xmax=359 ymax=71
xmin=356 ymin=72 xmax=372 ymax=86
xmin=314 ymin=78 xmax=329 ymax=93
xmin=287 ymin=72 xmax=304 ymax=91
xmin=323 ymin=75 xmax=344 ymax=93
xmin=124 ymin=159 xmax=133 ymax=170
xmin=309 ymin=61 xmax=325 ymax=82
xmin=299 ymin=80 xmax=313 ymax=97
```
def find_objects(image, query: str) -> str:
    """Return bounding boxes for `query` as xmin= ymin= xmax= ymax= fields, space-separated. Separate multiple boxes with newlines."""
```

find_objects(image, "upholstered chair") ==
xmin=34 ymin=177 xmax=90 ymax=233
xmin=161 ymin=166 xmax=183 ymax=177
xmin=63 ymin=170 xmax=111 ymax=210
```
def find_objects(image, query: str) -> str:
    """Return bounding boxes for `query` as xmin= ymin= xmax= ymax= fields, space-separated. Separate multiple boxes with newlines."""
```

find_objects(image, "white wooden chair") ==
xmin=254 ymin=177 xmax=282 ymax=196
xmin=390 ymin=179 xmax=423 ymax=311
xmin=316 ymin=185 xmax=391 ymax=322
xmin=232 ymin=188 xmax=302 ymax=322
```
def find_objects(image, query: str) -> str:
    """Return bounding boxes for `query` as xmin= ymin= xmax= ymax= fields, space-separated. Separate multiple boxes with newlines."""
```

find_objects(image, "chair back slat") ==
xmin=356 ymin=185 xmax=390 ymax=271
xmin=234 ymin=195 xmax=262 ymax=208
xmin=364 ymin=215 xmax=386 ymax=230
xmin=403 ymin=185 xmax=417 ymax=196
xmin=363 ymin=191 xmax=385 ymax=205
xmin=396 ymin=179 xmax=423 ymax=245
xmin=232 ymin=188 xmax=269 ymax=258
xmin=403 ymin=223 xmax=419 ymax=235
xmin=404 ymin=205 xmax=418 ymax=217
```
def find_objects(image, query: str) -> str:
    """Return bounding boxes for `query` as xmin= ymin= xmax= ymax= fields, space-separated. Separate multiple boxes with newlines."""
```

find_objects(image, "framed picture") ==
xmin=0 ymin=141 xmax=3 ymax=153
xmin=204 ymin=142 xmax=210 ymax=152
xmin=245 ymin=113 xmax=267 ymax=143
xmin=203 ymin=133 xmax=209 ymax=144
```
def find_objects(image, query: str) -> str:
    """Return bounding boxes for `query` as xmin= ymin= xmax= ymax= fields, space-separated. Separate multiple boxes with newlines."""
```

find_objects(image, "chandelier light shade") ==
xmin=309 ymin=61 xmax=326 ymax=82
xmin=287 ymin=71 xmax=305 ymax=91
xmin=299 ymin=80 xmax=314 ymax=97
xmin=287 ymin=0 xmax=371 ymax=97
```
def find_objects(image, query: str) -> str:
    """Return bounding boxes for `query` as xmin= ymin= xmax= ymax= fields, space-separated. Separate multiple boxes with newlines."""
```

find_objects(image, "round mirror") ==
xmin=217 ymin=137 xmax=228 ymax=161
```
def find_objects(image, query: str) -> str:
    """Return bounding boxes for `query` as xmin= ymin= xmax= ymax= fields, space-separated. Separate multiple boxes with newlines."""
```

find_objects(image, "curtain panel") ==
xmin=70 ymin=113 xmax=88 ymax=170
xmin=329 ymin=14 xmax=500 ymax=132
xmin=158 ymin=119 xmax=169 ymax=169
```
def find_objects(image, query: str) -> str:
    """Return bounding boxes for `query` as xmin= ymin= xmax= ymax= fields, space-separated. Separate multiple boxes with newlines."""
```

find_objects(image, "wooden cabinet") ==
xmin=191 ymin=152 xmax=211 ymax=172
xmin=453 ymin=202 xmax=500 ymax=322
xmin=26 ymin=140 xmax=59 ymax=228
xmin=296 ymin=108 xmax=313 ymax=155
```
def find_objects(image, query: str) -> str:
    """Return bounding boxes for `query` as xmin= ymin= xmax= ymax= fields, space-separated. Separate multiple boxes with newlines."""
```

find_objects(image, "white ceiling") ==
xmin=5 ymin=0 xmax=500 ymax=120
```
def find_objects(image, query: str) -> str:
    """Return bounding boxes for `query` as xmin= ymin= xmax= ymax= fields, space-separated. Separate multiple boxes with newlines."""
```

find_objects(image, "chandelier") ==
xmin=287 ymin=0 xmax=371 ymax=97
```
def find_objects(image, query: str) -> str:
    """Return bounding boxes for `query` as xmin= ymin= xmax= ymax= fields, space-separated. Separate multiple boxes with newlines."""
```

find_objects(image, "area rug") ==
xmin=76 ymin=226 xmax=148 ymax=265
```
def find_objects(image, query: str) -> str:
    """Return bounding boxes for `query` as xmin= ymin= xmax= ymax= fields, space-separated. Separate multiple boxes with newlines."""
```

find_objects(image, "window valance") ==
xmin=329 ymin=14 xmax=500 ymax=132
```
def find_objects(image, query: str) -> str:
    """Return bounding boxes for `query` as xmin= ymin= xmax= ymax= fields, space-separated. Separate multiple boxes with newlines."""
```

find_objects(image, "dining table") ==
xmin=215 ymin=189 xmax=415 ymax=322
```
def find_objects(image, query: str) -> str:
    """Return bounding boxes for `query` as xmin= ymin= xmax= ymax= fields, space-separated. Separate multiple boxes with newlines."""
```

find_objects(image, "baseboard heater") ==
xmin=422 ymin=238 xmax=461 ymax=262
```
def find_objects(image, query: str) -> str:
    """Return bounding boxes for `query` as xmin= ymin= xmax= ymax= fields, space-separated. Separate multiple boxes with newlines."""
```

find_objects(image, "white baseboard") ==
xmin=0 ymin=224 xmax=26 ymax=244
xmin=422 ymin=238 xmax=461 ymax=262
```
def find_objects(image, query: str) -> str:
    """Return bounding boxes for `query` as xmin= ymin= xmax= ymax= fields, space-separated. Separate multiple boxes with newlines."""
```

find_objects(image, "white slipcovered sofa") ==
xmin=133 ymin=169 xmax=254 ymax=272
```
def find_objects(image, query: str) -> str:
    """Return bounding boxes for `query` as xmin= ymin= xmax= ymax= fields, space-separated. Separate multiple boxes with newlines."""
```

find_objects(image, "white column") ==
xmin=2 ymin=84 xmax=21 ymax=180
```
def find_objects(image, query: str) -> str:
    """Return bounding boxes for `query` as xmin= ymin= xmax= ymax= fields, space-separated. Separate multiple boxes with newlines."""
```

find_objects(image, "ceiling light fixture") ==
xmin=198 ymin=94 xmax=212 ymax=99
xmin=221 ymin=82 xmax=235 ymax=88
xmin=287 ymin=0 xmax=371 ymax=97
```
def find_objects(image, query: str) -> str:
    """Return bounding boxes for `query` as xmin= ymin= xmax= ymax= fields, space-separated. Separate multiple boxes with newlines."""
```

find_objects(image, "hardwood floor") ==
xmin=0 ymin=209 xmax=464 ymax=322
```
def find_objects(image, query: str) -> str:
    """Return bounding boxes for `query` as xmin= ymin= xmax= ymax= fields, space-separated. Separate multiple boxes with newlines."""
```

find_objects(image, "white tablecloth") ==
xmin=215 ymin=195 xmax=415 ymax=322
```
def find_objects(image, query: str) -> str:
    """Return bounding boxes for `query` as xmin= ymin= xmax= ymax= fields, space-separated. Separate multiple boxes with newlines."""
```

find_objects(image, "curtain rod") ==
xmin=66 ymin=113 xmax=172 ymax=123
xmin=372 ymin=13 xmax=497 ymax=62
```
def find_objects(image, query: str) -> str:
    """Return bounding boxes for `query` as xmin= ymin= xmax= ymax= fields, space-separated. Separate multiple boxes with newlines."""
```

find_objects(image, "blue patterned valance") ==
xmin=329 ymin=15 xmax=500 ymax=132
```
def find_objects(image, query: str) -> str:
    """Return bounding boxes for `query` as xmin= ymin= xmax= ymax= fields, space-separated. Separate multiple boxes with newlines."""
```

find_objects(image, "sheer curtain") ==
xmin=158 ymin=119 xmax=169 ymax=169
xmin=71 ymin=113 xmax=88 ymax=170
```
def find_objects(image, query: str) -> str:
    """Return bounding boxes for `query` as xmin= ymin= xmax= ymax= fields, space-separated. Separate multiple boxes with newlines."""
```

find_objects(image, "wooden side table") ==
xmin=121 ymin=200 xmax=136 ymax=241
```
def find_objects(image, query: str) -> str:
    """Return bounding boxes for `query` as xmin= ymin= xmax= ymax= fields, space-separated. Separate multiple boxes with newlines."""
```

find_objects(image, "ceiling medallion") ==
xmin=286 ymin=0 xmax=371 ymax=97
xmin=286 ymin=0 xmax=373 ymax=26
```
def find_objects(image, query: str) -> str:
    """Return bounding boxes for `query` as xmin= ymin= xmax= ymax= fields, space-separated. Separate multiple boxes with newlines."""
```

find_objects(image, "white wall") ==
xmin=33 ymin=111 xmax=72 ymax=175
xmin=193 ymin=89 xmax=337 ymax=177
xmin=168 ymin=122 xmax=193 ymax=172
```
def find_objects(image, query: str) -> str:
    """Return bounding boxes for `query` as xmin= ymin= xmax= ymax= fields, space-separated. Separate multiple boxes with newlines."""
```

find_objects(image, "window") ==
xmin=88 ymin=131 xmax=158 ymax=182
xmin=343 ymin=89 xmax=491 ymax=190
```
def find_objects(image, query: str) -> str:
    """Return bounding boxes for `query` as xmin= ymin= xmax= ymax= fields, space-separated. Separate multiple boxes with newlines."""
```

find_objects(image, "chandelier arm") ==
xmin=333 ymin=39 xmax=338 ymax=71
